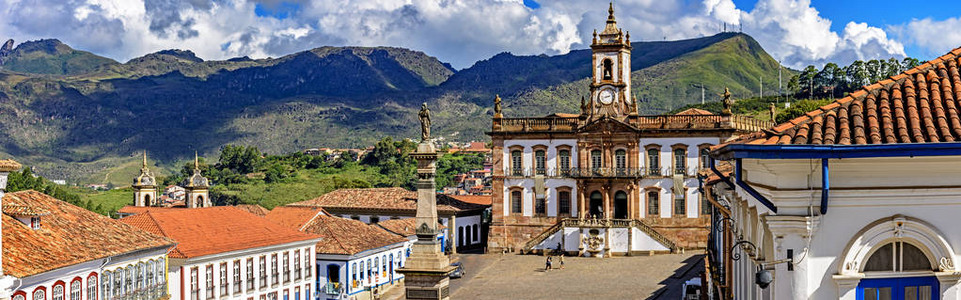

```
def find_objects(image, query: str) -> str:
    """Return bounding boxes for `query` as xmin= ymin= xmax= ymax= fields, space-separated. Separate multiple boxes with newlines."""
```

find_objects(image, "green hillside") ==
xmin=0 ymin=39 xmax=118 ymax=75
xmin=0 ymin=33 xmax=793 ymax=184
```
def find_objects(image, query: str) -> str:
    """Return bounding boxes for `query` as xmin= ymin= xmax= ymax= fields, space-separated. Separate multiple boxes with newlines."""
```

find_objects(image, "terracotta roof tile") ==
xmin=301 ymin=214 xmax=406 ymax=255
xmin=3 ymin=191 xmax=174 ymax=277
xmin=121 ymin=206 xmax=319 ymax=259
xmin=289 ymin=187 xmax=488 ymax=213
xmin=725 ymin=46 xmax=961 ymax=146
xmin=265 ymin=206 xmax=324 ymax=230
xmin=675 ymin=108 xmax=714 ymax=115
xmin=234 ymin=204 xmax=270 ymax=217
xmin=445 ymin=195 xmax=492 ymax=206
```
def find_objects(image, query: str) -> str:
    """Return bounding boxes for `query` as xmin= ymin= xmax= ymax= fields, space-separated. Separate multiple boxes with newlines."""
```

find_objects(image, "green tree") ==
xmin=219 ymin=145 xmax=262 ymax=174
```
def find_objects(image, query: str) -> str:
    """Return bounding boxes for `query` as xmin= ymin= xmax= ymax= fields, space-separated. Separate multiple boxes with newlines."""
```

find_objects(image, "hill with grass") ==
xmin=0 ymin=33 xmax=792 ymax=184
xmin=0 ymin=39 xmax=118 ymax=75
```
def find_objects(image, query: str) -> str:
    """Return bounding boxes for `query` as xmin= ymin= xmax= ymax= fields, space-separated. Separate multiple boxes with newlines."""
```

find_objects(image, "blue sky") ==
xmin=2 ymin=0 xmax=960 ymax=69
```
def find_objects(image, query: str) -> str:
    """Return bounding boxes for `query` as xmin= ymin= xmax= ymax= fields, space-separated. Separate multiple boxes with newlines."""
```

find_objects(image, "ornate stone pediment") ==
xmin=576 ymin=116 xmax=637 ymax=134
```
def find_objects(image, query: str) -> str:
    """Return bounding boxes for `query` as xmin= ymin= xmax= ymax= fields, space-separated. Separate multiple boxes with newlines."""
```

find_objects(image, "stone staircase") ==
xmin=520 ymin=218 xmax=677 ymax=254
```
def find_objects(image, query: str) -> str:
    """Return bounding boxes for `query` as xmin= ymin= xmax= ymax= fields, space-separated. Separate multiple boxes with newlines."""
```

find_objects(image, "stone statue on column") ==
xmin=399 ymin=105 xmax=454 ymax=300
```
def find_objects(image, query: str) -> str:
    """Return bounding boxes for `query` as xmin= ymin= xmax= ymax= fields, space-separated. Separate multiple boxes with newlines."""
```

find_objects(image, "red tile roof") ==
xmin=301 ymin=214 xmax=406 ymax=255
xmin=265 ymin=206 xmax=324 ymax=230
xmin=0 ymin=159 xmax=21 ymax=172
xmin=728 ymin=46 xmax=961 ymax=146
xmin=234 ymin=204 xmax=270 ymax=217
xmin=375 ymin=218 xmax=447 ymax=237
xmin=289 ymin=187 xmax=487 ymax=213
xmin=3 ymin=191 xmax=175 ymax=278
xmin=446 ymin=195 xmax=492 ymax=206
xmin=120 ymin=206 xmax=319 ymax=259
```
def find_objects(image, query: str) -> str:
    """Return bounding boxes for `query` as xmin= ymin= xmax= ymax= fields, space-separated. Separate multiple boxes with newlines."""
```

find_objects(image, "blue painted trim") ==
xmin=714 ymin=142 xmax=961 ymax=160
xmin=709 ymin=157 xmax=735 ymax=189
xmin=821 ymin=158 xmax=829 ymax=215
xmin=734 ymin=159 xmax=778 ymax=213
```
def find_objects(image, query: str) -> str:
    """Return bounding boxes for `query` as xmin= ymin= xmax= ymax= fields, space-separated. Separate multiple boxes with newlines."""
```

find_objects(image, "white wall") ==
xmin=13 ymin=250 xmax=166 ymax=300
xmin=502 ymin=139 xmax=579 ymax=174
xmin=172 ymin=242 xmax=316 ymax=300
xmin=502 ymin=178 xmax=578 ymax=217
xmin=330 ymin=243 xmax=408 ymax=297
xmin=454 ymin=215 xmax=483 ymax=246
xmin=638 ymin=137 xmax=720 ymax=174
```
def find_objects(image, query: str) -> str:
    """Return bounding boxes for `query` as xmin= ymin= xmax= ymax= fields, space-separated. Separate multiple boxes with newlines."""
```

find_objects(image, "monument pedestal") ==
xmin=398 ymin=139 xmax=454 ymax=300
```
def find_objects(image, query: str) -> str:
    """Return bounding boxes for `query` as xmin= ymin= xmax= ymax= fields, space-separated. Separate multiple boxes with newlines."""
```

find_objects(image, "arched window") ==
xmin=382 ymin=255 xmax=387 ymax=273
xmin=32 ymin=289 xmax=45 ymax=300
xmin=465 ymin=227 xmax=472 ymax=245
xmin=534 ymin=150 xmax=546 ymax=175
xmin=458 ymin=227 xmax=464 ymax=247
xmin=102 ymin=271 xmax=112 ymax=300
xmin=13 ymin=294 xmax=25 ymax=300
xmin=558 ymin=149 xmax=571 ymax=173
xmin=602 ymin=59 xmax=613 ymax=80
xmin=647 ymin=149 xmax=660 ymax=175
xmin=673 ymin=148 xmax=687 ymax=175
xmin=352 ymin=263 xmax=358 ymax=282
xmin=511 ymin=190 xmax=522 ymax=214
xmin=591 ymin=150 xmax=602 ymax=170
xmin=589 ymin=191 xmax=603 ymax=218
xmin=510 ymin=150 xmax=522 ymax=176
xmin=647 ymin=191 xmax=659 ymax=216
xmin=70 ymin=279 xmax=81 ymax=300
xmin=359 ymin=261 xmax=364 ymax=280
xmin=135 ymin=262 xmax=144 ymax=291
xmin=124 ymin=266 xmax=133 ymax=294
xmin=144 ymin=194 xmax=152 ymax=206
xmin=87 ymin=274 xmax=98 ymax=300
xmin=112 ymin=268 xmax=122 ymax=296
xmin=864 ymin=242 xmax=932 ymax=272
xmin=197 ymin=196 xmax=205 ymax=207
xmin=157 ymin=257 xmax=166 ymax=284
xmin=52 ymin=284 xmax=63 ymax=300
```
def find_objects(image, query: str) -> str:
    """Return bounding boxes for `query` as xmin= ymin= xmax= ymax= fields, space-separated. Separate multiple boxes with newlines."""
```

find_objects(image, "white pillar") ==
xmin=765 ymin=215 xmax=820 ymax=300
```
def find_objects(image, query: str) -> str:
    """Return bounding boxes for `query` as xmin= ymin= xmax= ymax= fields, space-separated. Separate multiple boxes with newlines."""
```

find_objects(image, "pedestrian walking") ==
xmin=545 ymin=256 xmax=552 ymax=271
xmin=559 ymin=254 xmax=565 ymax=269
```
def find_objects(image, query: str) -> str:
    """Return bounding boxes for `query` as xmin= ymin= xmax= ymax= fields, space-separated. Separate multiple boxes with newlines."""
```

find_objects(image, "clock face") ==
xmin=599 ymin=89 xmax=614 ymax=105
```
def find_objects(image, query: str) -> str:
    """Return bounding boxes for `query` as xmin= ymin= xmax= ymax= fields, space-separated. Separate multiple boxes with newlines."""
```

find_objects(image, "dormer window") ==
xmin=30 ymin=217 xmax=41 ymax=229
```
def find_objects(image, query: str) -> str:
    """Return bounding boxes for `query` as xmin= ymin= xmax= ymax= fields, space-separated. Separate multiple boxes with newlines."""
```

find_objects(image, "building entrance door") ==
xmin=589 ymin=191 xmax=603 ymax=218
xmin=613 ymin=191 xmax=628 ymax=219
xmin=857 ymin=276 xmax=938 ymax=300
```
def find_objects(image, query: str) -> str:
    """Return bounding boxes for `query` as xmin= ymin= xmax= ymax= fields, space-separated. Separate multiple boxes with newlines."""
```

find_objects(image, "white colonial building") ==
xmin=121 ymin=206 xmax=320 ymax=300
xmin=265 ymin=206 xmax=411 ymax=300
xmin=3 ymin=188 xmax=174 ymax=300
xmin=705 ymin=48 xmax=961 ymax=299
xmin=487 ymin=3 xmax=770 ymax=255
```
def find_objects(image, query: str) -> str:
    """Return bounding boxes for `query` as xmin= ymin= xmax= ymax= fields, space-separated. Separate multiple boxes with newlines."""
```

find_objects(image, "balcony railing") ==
xmin=111 ymin=283 xmax=168 ymax=300
xmin=491 ymin=114 xmax=774 ymax=133
xmin=505 ymin=167 xmax=698 ymax=178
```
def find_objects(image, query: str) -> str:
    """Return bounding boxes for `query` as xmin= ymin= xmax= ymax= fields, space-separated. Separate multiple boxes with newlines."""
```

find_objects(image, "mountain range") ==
xmin=0 ymin=32 xmax=792 ymax=183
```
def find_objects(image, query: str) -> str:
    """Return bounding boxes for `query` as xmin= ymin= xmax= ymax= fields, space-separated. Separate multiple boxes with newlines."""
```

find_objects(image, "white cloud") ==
xmin=0 ymin=0 xmax=912 ymax=69
xmin=892 ymin=17 xmax=961 ymax=59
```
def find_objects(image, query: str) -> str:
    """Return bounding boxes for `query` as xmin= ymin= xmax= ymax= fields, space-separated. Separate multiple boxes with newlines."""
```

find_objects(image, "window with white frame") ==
xmin=558 ymin=149 xmax=571 ymax=172
xmin=220 ymin=262 xmax=228 ymax=296
xmin=205 ymin=264 xmax=214 ymax=299
xmin=135 ymin=262 xmax=144 ymax=291
xmin=259 ymin=256 xmax=267 ymax=288
xmin=615 ymin=149 xmax=626 ymax=170
xmin=147 ymin=260 xmax=155 ymax=288
xmin=124 ymin=266 xmax=133 ymax=295
xmin=33 ymin=289 xmax=45 ymax=300
xmin=87 ymin=274 xmax=97 ymax=300
xmin=510 ymin=150 xmax=522 ymax=175
xmin=190 ymin=267 xmax=199 ymax=300
xmin=271 ymin=254 xmax=279 ymax=285
xmin=53 ymin=284 xmax=64 ymax=300
xmin=283 ymin=252 xmax=290 ymax=283
xmin=233 ymin=260 xmax=242 ymax=293
xmin=70 ymin=279 xmax=81 ymax=300
xmin=304 ymin=249 xmax=312 ymax=278
xmin=247 ymin=258 xmax=255 ymax=291
xmin=102 ymin=271 xmax=112 ymax=300
xmin=157 ymin=257 xmax=166 ymax=284
xmin=294 ymin=250 xmax=302 ymax=280
xmin=113 ymin=268 xmax=123 ymax=296
xmin=14 ymin=294 xmax=24 ymax=300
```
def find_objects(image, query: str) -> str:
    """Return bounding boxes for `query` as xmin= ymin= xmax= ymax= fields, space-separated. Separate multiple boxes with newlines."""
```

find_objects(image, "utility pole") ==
xmin=759 ymin=76 xmax=763 ymax=99
xmin=778 ymin=60 xmax=782 ymax=105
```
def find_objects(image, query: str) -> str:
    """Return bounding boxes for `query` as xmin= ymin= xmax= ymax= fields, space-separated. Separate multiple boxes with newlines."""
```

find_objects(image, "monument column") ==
xmin=398 ymin=103 xmax=454 ymax=300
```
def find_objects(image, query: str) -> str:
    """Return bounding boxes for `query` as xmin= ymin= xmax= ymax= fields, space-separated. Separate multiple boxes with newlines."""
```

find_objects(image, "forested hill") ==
xmin=0 ymin=32 xmax=791 ymax=183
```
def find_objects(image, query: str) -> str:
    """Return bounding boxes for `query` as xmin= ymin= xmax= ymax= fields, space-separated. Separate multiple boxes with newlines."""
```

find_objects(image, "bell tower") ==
xmin=587 ymin=2 xmax=633 ymax=119
xmin=132 ymin=151 xmax=158 ymax=207
xmin=183 ymin=152 xmax=210 ymax=208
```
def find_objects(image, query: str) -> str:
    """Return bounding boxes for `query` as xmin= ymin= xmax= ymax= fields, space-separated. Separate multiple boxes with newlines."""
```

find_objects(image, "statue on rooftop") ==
xmin=721 ymin=87 xmax=733 ymax=116
xmin=419 ymin=103 xmax=431 ymax=141
xmin=493 ymin=94 xmax=502 ymax=118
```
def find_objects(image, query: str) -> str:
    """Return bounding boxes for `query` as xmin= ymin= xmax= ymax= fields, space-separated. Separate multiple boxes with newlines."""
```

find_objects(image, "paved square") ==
xmin=448 ymin=253 xmax=703 ymax=300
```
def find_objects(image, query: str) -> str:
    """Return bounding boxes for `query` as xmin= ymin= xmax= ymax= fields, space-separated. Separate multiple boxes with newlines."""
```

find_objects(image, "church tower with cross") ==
xmin=132 ymin=151 xmax=158 ymax=207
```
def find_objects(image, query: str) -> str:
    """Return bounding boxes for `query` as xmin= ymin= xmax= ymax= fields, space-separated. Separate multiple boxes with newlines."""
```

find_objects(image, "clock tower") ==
xmin=587 ymin=3 xmax=633 ymax=120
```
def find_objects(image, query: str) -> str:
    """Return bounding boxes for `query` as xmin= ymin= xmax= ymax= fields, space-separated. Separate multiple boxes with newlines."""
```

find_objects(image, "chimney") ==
xmin=0 ymin=159 xmax=21 ymax=299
